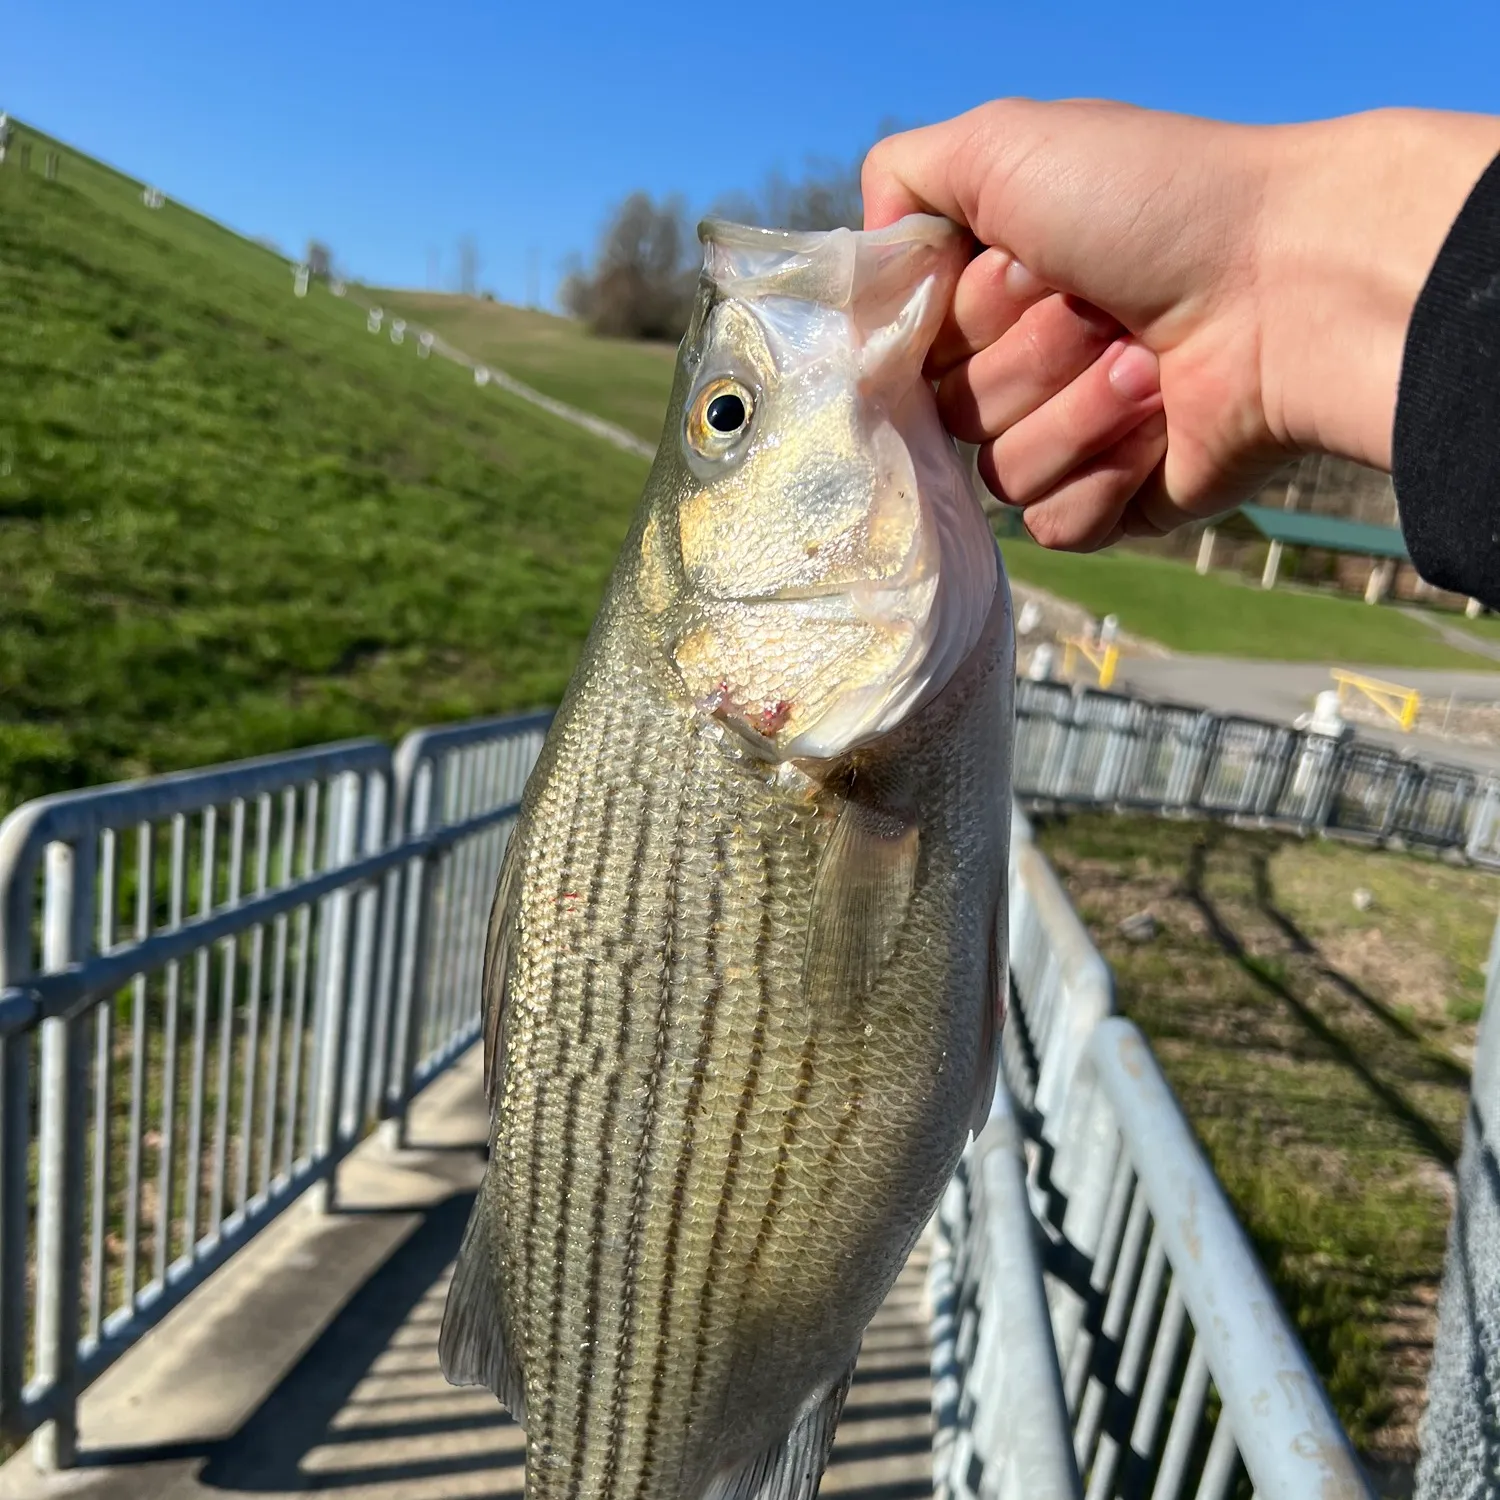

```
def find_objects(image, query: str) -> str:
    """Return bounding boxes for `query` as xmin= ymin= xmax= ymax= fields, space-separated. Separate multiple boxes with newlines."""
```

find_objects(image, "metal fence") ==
xmin=2 ymin=704 xmax=1377 ymax=1493
xmin=0 ymin=714 xmax=548 ymax=1466
xmin=931 ymin=813 xmax=1376 ymax=1500
xmin=1014 ymin=678 xmax=1500 ymax=864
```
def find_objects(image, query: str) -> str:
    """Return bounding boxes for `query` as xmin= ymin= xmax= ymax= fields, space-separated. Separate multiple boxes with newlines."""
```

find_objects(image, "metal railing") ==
xmin=1014 ymin=677 xmax=1500 ymax=864
xmin=385 ymin=713 xmax=549 ymax=1129
xmin=931 ymin=1080 xmax=1083 ymax=1500
xmin=0 ymin=714 xmax=549 ymax=1466
xmin=2 ymin=704 xmax=1376 ymax=1494
xmin=932 ymin=812 xmax=1376 ymax=1500
xmin=1041 ymin=1018 xmax=1371 ymax=1500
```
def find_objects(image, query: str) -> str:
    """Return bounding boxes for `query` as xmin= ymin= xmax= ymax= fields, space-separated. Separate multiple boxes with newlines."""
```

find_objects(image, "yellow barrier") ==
xmin=1061 ymin=634 xmax=1120 ymax=689
xmin=1331 ymin=669 xmax=1420 ymax=732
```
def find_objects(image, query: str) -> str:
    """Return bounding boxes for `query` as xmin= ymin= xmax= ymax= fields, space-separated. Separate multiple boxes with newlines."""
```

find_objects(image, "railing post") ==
xmin=380 ymin=749 xmax=443 ymax=1150
xmin=0 ymin=844 xmax=38 ymax=1449
xmin=336 ymin=769 xmax=388 ymax=1145
xmin=32 ymin=837 xmax=96 ymax=1469
xmin=307 ymin=773 xmax=361 ymax=1213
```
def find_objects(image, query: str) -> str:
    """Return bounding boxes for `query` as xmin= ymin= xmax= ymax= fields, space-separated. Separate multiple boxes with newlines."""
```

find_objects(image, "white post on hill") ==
xmin=293 ymin=264 xmax=310 ymax=298
xmin=390 ymin=318 xmax=406 ymax=345
xmin=418 ymin=331 xmax=434 ymax=360
xmin=475 ymin=366 xmax=491 ymax=387
xmin=367 ymin=308 xmax=384 ymax=334
xmin=330 ymin=278 xmax=346 ymax=297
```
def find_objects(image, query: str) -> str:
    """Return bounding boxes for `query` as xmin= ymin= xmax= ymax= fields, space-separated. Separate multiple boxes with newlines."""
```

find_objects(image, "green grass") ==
xmin=0 ymin=124 xmax=648 ymax=815
xmin=1034 ymin=809 xmax=1492 ymax=1466
xmin=1001 ymin=533 xmax=1500 ymax=670
xmin=373 ymin=291 xmax=677 ymax=445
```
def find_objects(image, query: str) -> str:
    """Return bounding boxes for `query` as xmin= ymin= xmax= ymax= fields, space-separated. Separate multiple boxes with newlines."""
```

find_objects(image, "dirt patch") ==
xmin=1317 ymin=926 xmax=1456 ymax=1033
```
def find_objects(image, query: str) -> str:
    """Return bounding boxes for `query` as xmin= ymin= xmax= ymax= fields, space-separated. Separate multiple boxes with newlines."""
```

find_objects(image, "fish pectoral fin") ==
xmin=481 ymin=827 xmax=524 ymax=1112
xmin=702 ymin=1359 xmax=857 ymax=1500
xmin=438 ymin=1190 xmax=526 ymax=1426
xmin=802 ymin=795 xmax=918 ymax=1013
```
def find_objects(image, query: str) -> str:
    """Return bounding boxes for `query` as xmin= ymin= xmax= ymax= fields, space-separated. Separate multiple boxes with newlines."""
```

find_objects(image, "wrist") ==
xmin=1254 ymin=108 xmax=1500 ymax=471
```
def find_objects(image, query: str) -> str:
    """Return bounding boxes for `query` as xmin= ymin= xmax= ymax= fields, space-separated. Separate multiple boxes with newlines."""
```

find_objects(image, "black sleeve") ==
xmin=1392 ymin=150 xmax=1500 ymax=608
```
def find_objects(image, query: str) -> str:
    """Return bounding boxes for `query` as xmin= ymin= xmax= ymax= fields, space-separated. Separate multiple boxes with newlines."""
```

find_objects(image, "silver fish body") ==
xmin=441 ymin=215 xmax=1014 ymax=1500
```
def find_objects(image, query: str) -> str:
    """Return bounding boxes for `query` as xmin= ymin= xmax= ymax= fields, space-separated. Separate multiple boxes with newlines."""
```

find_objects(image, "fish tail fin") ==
xmin=438 ymin=1189 xmax=527 ymax=1426
xmin=701 ymin=1358 xmax=857 ymax=1500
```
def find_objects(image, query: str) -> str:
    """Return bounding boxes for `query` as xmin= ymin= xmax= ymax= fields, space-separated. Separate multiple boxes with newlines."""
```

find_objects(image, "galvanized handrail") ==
xmin=1003 ymin=810 xmax=1114 ymax=1135
xmin=938 ymin=811 xmax=1374 ymax=1500
xmin=931 ymin=1080 xmax=1083 ymax=1500
xmin=1045 ymin=1018 xmax=1374 ymax=1500
xmin=0 ymin=714 xmax=551 ymax=1467
xmin=1014 ymin=677 xmax=1500 ymax=864
xmin=383 ymin=711 xmax=551 ymax=1134
xmin=1 ymin=704 xmax=1378 ymax=1496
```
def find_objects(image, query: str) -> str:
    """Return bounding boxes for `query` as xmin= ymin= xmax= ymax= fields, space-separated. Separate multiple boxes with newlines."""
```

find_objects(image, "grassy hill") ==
xmin=0 ymin=121 xmax=648 ymax=814
xmin=372 ymin=291 xmax=676 ymax=445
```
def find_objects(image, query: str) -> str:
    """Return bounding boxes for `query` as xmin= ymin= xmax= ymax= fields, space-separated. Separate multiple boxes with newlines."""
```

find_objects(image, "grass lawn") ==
xmin=1033 ymin=808 xmax=1492 ymax=1475
xmin=372 ymin=291 xmax=677 ymax=446
xmin=0 ymin=124 xmax=648 ymax=816
xmin=1001 ymin=535 xmax=1499 ymax=671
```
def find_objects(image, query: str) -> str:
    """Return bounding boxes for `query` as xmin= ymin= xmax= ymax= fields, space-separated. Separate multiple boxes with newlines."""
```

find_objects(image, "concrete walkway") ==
xmin=0 ymin=1053 xmax=932 ymax=1500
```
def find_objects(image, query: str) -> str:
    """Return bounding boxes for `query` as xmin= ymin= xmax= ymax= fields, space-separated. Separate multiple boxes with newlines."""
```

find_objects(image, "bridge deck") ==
xmin=0 ymin=1052 xmax=933 ymax=1500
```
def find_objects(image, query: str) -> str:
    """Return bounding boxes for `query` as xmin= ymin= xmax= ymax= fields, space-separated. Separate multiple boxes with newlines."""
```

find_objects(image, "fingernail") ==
xmin=1002 ymin=254 xmax=1043 ymax=300
xmin=1108 ymin=342 xmax=1160 ymax=403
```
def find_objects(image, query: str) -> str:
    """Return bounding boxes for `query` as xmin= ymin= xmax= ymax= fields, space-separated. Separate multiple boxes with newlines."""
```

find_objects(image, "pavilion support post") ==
xmin=1364 ymin=558 xmax=1396 ymax=605
xmin=1261 ymin=539 xmax=1283 ymax=590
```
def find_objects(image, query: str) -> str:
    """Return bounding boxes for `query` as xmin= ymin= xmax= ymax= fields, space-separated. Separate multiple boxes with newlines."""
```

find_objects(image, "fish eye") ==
xmin=706 ymin=392 xmax=746 ymax=433
xmin=686 ymin=377 xmax=756 ymax=461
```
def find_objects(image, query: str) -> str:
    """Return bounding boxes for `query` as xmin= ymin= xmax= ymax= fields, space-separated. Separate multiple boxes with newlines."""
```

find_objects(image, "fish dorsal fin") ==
xmin=802 ymin=786 xmax=919 ymax=1014
xmin=438 ymin=1189 xmax=527 ymax=1425
xmin=481 ymin=828 xmax=524 ymax=1111
xmin=701 ymin=1360 xmax=856 ymax=1500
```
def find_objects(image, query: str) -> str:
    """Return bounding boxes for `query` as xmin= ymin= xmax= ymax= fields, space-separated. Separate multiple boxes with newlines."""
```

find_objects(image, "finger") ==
xmin=926 ymin=248 xmax=1050 ymax=378
xmin=862 ymin=115 xmax=982 ymax=230
xmin=937 ymin=295 xmax=1123 ymax=443
xmin=1120 ymin=494 xmax=1175 ymax=537
xmin=985 ymin=412 xmax=1169 ymax=553
xmin=982 ymin=341 xmax=1164 ymax=505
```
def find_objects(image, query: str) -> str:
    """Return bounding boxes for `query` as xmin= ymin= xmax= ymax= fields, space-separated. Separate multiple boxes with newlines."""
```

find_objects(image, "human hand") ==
xmin=863 ymin=101 xmax=1500 ymax=549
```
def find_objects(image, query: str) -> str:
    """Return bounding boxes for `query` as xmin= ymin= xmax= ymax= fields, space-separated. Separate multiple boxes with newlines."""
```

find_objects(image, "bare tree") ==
xmin=306 ymin=240 xmax=333 ymax=279
xmin=457 ymin=235 xmax=481 ymax=298
xmin=561 ymin=193 xmax=695 ymax=341
xmin=711 ymin=127 xmax=902 ymax=232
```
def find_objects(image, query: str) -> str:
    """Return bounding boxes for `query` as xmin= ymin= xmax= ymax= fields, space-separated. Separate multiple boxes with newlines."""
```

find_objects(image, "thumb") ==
xmin=861 ymin=113 xmax=990 ymax=232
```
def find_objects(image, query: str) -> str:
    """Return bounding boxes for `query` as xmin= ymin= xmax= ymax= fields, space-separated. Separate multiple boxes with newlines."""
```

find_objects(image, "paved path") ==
xmin=346 ymin=290 xmax=658 ymax=463
xmin=1114 ymin=655 xmax=1500 ymax=774
xmin=1400 ymin=606 xmax=1500 ymax=663
xmin=0 ymin=1052 xmax=932 ymax=1500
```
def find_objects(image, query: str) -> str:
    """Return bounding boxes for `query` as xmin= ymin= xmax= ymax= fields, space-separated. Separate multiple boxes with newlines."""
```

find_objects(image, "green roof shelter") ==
xmin=1197 ymin=503 xmax=1412 ymax=603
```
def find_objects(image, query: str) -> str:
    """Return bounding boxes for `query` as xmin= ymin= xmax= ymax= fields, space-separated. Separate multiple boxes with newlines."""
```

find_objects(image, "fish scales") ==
xmin=441 ymin=214 xmax=1013 ymax=1500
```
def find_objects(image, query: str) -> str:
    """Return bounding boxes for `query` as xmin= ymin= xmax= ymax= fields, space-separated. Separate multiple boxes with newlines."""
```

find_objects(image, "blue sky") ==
xmin=5 ymin=1 xmax=1498 ymax=308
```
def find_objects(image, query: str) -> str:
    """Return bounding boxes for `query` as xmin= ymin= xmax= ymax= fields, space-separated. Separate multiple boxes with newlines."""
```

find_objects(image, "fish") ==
xmin=439 ymin=212 xmax=1014 ymax=1500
